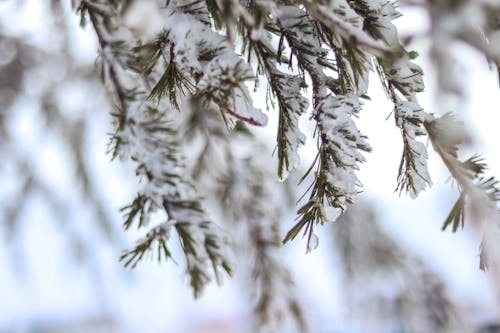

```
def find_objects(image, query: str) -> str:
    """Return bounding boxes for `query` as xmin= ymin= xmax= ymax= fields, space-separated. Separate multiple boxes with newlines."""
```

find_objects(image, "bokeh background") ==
xmin=1 ymin=1 xmax=499 ymax=332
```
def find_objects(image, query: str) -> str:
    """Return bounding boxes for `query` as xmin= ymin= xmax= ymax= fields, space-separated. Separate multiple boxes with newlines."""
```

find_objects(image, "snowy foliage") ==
xmin=70 ymin=0 xmax=500 ymax=330
xmin=4 ymin=0 xmax=500 ymax=332
xmin=79 ymin=0 xmax=233 ymax=298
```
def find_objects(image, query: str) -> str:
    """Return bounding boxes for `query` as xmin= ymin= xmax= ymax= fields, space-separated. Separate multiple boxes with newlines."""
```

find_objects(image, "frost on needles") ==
xmin=75 ymin=0 xmax=500 ymax=300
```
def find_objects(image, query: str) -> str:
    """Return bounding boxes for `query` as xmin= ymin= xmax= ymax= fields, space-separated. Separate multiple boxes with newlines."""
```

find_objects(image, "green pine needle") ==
xmin=148 ymin=62 xmax=194 ymax=110
xmin=441 ymin=194 xmax=465 ymax=232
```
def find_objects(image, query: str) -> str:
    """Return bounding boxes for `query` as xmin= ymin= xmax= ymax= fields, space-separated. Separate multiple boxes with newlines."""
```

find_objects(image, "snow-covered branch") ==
xmin=80 ymin=0 xmax=232 ymax=297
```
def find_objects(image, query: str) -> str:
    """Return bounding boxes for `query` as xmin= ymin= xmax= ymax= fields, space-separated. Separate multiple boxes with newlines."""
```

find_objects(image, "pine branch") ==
xmin=283 ymin=94 xmax=371 ymax=250
xmin=75 ymin=0 xmax=500 ymax=301
xmin=159 ymin=1 xmax=268 ymax=127
xmin=133 ymin=38 xmax=195 ymax=110
xmin=227 ymin=2 xmax=311 ymax=180
xmin=441 ymin=193 xmax=466 ymax=232
xmin=355 ymin=1 xmax=431 ymax=198
xmin=120 ymin=222 xmax=173 ymax=269
xmin=203 ymin=1 xmax=372 ymax=252
xmin=391 ymin=93 xmax=431 ymax=198
xmin=350 ymin=2 xmax=500 ymax=274
xmin=267 ymin=4 xmax=372 ymax=250
xmin=296 ymin=0 xmax=389 ymax=55
xmin=424 ymin=114 xmax=500 ymax=270
xmin=333 ymin=201 xmax=466 ymax=332
xmin=250 ymin=38 xmax=308 ymax=180
xmin=384 ymin=80 xmax=430 ymax=198
xmin=83 ymin=0 xmax=233 ymax=297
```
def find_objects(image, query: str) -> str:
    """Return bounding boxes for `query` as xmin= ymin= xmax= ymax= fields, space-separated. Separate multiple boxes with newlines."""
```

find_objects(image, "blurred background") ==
xmin=0 ymin=1 xmax=500 ymax=332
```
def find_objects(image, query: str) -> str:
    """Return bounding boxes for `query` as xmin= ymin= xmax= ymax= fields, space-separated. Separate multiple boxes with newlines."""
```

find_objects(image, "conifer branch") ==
xmin=73 ymin=0 xmax=500 ymax=304
xmin=283 ymin=94 xmax=371 ymax=249
xmin=225 ymin=2 xmax=311 ymax=180
xmin=276 ymin=6 xmax=372 ymax=249
xmin=354 ymin=1 xmax=431 ymax=198
xmin=248 ymin=36 xmax=308 ymax=180
xmin=333 ymin=201 xmax=467 ymax=332
xmin=81 ymin=0 xmax=232 ymax=297
xmin=424 ymin=114 xmax=500 ymax=270
xmin=159 ymin=1 xmax=268 ymax=127
xmin=204 ymin=1 xmax=373 ymax=252
xmin=297 ymin=0 xmax=389 ymax=55
xmin=181 ymin=103 xmax=308 ymax=331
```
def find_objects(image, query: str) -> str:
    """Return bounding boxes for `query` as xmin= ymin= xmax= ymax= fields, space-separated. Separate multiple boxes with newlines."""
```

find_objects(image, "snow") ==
xmin=2 ymin=0 xmax=500 ymax=332
xmin=82 ymin=0 xmax=236 ymax=298
xmin=315 ymin=94 xmax=371 ymax=210
xmin=267 ymin=66 xmax=308 ymax=179
xmin=425 ymin=113 xmax=467 ymax=154
xmin=358 ymin=1 xmax=434 ymax=199
xmin=407 ymin=140 xmax=432 ymax=198
xmin=300 ymin=0 xmax=389 ymax=54
xmin=386 ymin=56 xmax=425 ymax=96
xmin=162 ymin=6 xmax=268 ymax=126
xmin=321 ymin=204 xmax=342 ymax=223
xmin=123 ymin=0 xmax=164 ymax=42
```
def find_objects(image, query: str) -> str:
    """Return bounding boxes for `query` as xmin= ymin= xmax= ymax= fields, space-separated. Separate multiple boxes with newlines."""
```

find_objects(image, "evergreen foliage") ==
xmin=66 ymin=0 xmax=500 ymax=330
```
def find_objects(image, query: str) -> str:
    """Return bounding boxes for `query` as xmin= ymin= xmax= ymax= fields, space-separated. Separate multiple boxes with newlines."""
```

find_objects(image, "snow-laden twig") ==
xmin=80 ymin=0 xmax=232 ymax=297
xmin=359 ymin=1 xmax=432 ymax=198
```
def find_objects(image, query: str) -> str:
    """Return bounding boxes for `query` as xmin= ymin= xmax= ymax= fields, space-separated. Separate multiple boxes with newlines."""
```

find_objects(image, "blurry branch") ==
xmin=423 ymin=1 xmax=500 ymax=94
xmin=332 ymin=200 xmax=471 ymax=333
xmin=181 ymin=102 xmax=308 ymax=332
xmin=424 ymin=114 xmax=500 ymax=272
xmin=226 ymin=155 xmax=307 ymax=333
xmin=0 ymin=2 xmax=120 ymax=261
xmin=43 ymin=1 xmax=122 ymax=243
